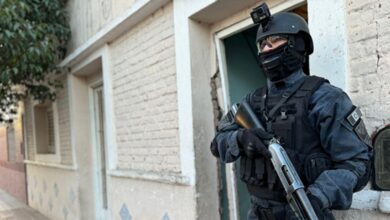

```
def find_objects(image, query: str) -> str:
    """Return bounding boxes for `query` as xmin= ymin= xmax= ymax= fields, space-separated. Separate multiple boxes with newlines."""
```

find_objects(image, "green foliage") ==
xmin=0 ymin=0 xmax=70 ymax=123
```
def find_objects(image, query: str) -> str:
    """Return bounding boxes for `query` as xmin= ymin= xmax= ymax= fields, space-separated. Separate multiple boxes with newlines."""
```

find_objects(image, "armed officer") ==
xmin=210 ymin=4 xmax=372 ymax=220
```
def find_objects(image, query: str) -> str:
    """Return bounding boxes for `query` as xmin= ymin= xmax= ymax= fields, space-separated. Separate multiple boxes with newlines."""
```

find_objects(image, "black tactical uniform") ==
xmin=210 ymin=6 xmax=372 ymax=220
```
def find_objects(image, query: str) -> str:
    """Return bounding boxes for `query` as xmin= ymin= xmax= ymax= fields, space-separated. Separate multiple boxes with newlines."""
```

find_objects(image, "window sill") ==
xmin=35 ymin=153 xmax=60 ymax=164
xmin=24 ymin=160 xmax=77 ymax=171
xmin=351 ymin=186 xmax=390 ymax=214
xmin=108 ymin=169 xmax=191 ymax=186
xmin=379 ymin=191 xmax=390 ymax=213
xmin=351 ymin=188 xmax=381 ymax=210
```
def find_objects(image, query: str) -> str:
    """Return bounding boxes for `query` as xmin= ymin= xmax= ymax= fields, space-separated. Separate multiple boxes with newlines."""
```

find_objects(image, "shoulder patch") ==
xmin=345 ymin=107 xmax=372 ymax=148
xmin=347 ymin=107 xmax=362 ymax=127
xmin=354 ymin=120 xmax=372 ymax=148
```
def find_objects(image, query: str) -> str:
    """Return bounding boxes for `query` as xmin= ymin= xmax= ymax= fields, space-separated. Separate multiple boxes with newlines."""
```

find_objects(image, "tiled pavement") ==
xmin=0 ymin=189 xmax=50 ymax=220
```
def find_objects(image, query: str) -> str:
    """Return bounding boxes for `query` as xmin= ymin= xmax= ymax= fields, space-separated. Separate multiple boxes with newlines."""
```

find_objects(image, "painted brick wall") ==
xmin=57 ymin=76 xmax=73 ymax=165
xmin=110 ymin=2 xmax=181 ymax=173
xmin=347 ymin=0 xmax=390 ymax=134
xmin=13 ymin=109 xmax=26 ymax=163
xmin=24 ymin=98 xmax=35 ymax=161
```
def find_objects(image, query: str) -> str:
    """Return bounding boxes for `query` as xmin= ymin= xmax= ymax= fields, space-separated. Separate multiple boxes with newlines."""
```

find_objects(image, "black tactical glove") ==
xmin=237 ymin=128 xmax=273 ymax=159
xmin=307 ymin=193 xmax=335 ymax=220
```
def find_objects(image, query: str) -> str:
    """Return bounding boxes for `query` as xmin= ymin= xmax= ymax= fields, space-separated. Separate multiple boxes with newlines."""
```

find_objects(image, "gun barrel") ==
xmin=269 ymin=142 xmax=318 ymax=220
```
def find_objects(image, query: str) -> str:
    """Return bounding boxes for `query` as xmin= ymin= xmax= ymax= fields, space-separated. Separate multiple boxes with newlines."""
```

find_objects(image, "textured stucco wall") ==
xmin=109 ymin=177 xmax=196 ymax=220
xmin=27 ymin=165 xmax=80 ymax=220
xmin=308 ymin=0 xmax=348 ymax=89
xmin=66 ymin=0 xmax=138 ymax=53
xmin=110 ymin=2 xmax=181 ymax=174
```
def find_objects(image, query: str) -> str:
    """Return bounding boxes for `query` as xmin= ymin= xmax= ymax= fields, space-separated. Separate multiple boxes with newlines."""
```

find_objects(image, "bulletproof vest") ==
xmin=240 ymin=76 xmax=330 ymax=200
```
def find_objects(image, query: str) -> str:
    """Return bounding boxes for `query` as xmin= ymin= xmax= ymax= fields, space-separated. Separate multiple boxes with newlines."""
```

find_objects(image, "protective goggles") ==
xmin=257 ymin=35 xmax=288 ymax=52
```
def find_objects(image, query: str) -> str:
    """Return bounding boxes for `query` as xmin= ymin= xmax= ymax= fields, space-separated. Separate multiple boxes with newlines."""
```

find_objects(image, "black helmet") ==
xmin=256 ymin=12 xmax=313 ymax=55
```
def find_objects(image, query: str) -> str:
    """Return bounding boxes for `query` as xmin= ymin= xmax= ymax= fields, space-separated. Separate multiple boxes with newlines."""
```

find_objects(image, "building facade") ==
xmin=18 ymin=0 xmax=390 ymax=219
xmin=0 ymin=106 xmax=27 ymax=204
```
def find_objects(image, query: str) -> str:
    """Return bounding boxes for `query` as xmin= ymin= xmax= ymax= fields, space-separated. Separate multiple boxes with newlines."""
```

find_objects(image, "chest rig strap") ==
xmin=260 ymin=77 xmax=306 ymax=132
xmin=297 ymin=75 xmax=329 ymax=96
xmin=260 ymin=76 xmax=328 ymax=126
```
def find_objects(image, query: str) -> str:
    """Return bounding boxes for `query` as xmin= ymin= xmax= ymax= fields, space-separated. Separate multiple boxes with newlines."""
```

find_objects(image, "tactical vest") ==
xmin=240 ymin=76 xmax=331 ymax=201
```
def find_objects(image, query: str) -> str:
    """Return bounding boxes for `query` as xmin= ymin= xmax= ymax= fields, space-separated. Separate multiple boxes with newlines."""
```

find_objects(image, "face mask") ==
xmin=259 ymin=43 xmax=304 ymax=82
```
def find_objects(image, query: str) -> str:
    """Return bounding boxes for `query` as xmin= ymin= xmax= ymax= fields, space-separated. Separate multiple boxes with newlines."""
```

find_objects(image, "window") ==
xmin=33 ymin=102 xmax=57 ymax=155
xmin=373 ymin=126 xmax=390 ymax=190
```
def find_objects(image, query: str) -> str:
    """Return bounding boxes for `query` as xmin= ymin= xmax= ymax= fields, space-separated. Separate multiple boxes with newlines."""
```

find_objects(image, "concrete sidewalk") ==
xmin=0 ymin=189 xmax=50 ymax=220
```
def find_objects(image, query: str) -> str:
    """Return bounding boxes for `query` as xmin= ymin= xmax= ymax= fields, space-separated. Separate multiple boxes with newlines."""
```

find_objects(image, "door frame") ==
xmin=213 ymin=1 xmax=306 ymax=219
xmin=89 ymin=79 xmax=109 ymax=219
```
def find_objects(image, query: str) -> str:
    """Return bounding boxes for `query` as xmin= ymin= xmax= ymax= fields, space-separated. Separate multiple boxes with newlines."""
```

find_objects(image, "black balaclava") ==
xmin=259 ymin=34 xmax=306 ymax=82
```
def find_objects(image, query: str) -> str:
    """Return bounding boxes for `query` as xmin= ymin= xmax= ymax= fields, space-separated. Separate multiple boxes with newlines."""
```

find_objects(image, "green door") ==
xmin=222 ymin=25 xmax=266 ymax=220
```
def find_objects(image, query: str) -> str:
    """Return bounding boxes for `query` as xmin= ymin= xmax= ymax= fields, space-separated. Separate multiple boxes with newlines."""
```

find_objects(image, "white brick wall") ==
xmin=13 ymin=111 xmax=25 ymax=162
xmin=347 ymin=0 xmax=390 ymax=134
xmin=56 ymin=76 xmax=73 ymax=165
xmin=24 ymin=98 xmax=35 ymax=160
xmin=110 ymin=2 xmax=181 ymax=173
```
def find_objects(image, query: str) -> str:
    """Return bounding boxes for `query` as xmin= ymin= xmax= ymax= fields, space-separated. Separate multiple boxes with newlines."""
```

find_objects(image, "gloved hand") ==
xmin=307 ymin=193 xmax=335 ymax=220
xmin=237 ymin=128 xmax=273 ymax=159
